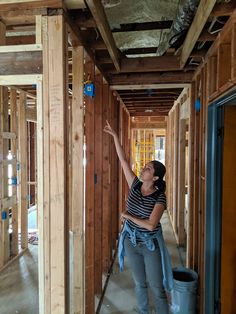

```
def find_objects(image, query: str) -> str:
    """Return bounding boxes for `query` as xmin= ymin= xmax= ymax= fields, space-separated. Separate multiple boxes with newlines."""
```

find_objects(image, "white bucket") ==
xmin=170 ymin=267 xmax=198 ymax=314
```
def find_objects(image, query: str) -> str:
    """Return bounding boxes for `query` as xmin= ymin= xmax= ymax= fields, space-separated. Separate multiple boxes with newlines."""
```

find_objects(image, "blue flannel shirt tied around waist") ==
xmin=118 ymin=221 xmax=174 ymax=292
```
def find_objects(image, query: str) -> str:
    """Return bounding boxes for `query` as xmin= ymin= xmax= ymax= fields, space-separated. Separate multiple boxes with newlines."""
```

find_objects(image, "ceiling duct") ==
xmin=156 ymin=0 xmax=199 ymax=56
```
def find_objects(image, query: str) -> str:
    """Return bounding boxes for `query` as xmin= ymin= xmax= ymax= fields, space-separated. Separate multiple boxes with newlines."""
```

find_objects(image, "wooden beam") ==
xmin=123 ymin=96 xmax=177 ymax=101
xmin=0 ymin=8 xmax=47 ymax=25
xmin=130 ymin=111 xmax=168 ymax=117
xmin=0 ymin=51 xmax=42 ymax=75
xmin=125 ymin=99 xmax=174 ymax=104
xmin=210 ymin=2 xmax=236 ymax=17
xmin=0 ymin=44 xmax=41 ymax=52
xmin=131 ymin=122 xmax=167 ymax=129
xmin=180 ymin=0 xmax=217 ymax=68
xmin=0 ymin=74 xmax=42 ymax=85
xmin=85 ymin=0 xmax=120 ymax=71
xmin=6 ymin=35 xmax=35 ymax=45
xmin=111 ymin=83 xmax=190 ymax=90
xmin=109 ymin=72 xmax=193 ymax=85
xmin=118 ymin=89 xmax=182 ymax=95
xmin=120 ymin=56 xmax=180 ymax=72
xmin=0 ymin=0 xmax=65 ymax=11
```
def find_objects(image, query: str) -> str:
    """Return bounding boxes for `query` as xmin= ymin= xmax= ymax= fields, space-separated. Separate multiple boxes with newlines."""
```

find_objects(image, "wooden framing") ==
xmin=1 ymin=3 xmax=235 ymax=314
xmin=166 ymin=88 xmax=190 ymax=247
xmin=70 ymin=45 xmax=85 ymax=314
xmin=0 ymin=86 xmax=9 ymax=267
xmin=180 ymin=0 xmax=217 ymax=68
xmin=85 ymin=0 xmax=120 ymax=71
xmin=36 ymin=14 xmax=69 ymax=314
xmin=94 ymin=71 xmax=103 ymax=296
xmin=84 ymin=53 xmax=95 ymax=314
xmin=18 ymin=92 xmax=28 ymax=250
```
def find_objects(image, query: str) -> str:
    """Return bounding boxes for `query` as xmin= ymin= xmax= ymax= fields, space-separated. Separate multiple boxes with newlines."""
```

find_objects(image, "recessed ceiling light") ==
xmin=144 ymin=109 xmax=153 ymax=112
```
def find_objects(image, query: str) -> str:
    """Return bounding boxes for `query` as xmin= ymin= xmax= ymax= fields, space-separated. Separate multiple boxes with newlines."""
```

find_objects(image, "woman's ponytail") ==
xmin=151 ymin=160 xmax=166 ymax=193
xmin=154 ymin=177 xmax=166 ymax=192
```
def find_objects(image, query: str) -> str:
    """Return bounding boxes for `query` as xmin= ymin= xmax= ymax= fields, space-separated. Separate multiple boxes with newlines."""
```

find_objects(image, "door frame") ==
xmin=205 ymin=88 xmax=236 ymax=314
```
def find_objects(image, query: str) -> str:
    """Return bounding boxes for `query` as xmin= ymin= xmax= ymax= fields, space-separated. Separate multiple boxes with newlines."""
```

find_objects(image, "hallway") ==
xmin=0 ymin=1 xmax=236 ymax=314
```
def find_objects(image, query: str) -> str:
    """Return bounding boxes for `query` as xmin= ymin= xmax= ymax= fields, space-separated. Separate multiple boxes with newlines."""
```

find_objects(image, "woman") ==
xmin=104 ymin=121 xmax=173 ymax=314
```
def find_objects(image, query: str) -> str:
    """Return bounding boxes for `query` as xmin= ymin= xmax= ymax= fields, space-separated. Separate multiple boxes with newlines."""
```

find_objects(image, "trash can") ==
xmin=170 ymin=267 xmax=198 ymax=314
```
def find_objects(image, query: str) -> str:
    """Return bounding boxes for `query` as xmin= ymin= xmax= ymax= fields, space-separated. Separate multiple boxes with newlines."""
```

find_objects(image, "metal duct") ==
xmin=156 ymin=0 xmax=199 ymax=56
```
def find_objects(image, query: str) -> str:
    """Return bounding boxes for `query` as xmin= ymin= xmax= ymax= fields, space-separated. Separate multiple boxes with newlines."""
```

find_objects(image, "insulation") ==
xmin=104 ymin=0 xmax=179 ymax=51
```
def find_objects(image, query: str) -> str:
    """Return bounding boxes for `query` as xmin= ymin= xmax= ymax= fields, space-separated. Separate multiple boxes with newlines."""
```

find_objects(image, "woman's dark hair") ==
xmin=151 ymin=160 xmax=166 ymax=192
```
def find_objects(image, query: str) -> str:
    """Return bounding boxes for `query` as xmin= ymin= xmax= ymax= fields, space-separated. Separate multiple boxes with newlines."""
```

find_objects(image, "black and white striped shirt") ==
xmin=126 ymin=176 xmax=166 ymax=235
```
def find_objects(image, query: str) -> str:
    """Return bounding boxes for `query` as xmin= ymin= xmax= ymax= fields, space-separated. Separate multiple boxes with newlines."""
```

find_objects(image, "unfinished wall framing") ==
xmin=166 ymin=87 xmax=191 ymax=248
xmin=189 ymin=10 xmax=236 ymax=314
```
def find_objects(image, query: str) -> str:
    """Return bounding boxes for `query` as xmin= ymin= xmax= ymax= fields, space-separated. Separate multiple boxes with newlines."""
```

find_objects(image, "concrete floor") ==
xmin=0 ymin=245 xmax=39 ymax=314
xmin=0 ymin=211 xmax=185 ymax=314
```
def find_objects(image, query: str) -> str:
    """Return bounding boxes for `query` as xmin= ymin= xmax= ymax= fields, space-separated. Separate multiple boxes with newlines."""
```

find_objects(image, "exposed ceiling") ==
xmin=0 ymin=0 xmax=235 ymax=116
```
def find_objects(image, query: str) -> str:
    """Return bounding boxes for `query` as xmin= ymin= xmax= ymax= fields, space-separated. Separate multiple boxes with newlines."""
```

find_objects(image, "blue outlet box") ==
xmin=84 ymin=82 xmax=95 ymax=98
xmin=2 ymin=211 xmax=7 ymax=220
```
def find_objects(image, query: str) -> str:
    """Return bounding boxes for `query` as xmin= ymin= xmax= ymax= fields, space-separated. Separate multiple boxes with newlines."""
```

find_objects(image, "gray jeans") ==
xmin=124 ymin=236 xmax=169 ymax=314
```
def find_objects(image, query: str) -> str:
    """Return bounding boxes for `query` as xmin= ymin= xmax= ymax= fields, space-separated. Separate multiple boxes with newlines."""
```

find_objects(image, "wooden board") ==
xmin=70 ymin=45 xmax=85 ymax=314
xmin=94 ymin=72 xmax=103 ymax=295
xmin=84 ymin=54 xmax=95 ymax=314
xmin=102 ymin=82 xmax=111 ymax=273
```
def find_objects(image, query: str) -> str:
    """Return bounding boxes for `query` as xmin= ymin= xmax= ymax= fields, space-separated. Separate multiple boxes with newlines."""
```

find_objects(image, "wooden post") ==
xmin=177 ymin=118 xmax=186 ymax=246
xmin=102 ymin=81 xmax=111 ymax=273
xmin=111 ymin=95 xmax=119 ymax=248
xmin=71 ymin=45 xmax=85 ymax=314
xmin=173 ymin=103 xmax=179 ymax=234
xmin=10 ymin=89 xmax=18 ymax=256
xmin=187 ymin=83 xmax=195 ymax=268
xmin=0 ymin=85 xmax=9 ymax=266
xmin=94 ymin=71 xmax=103 ymax=296
xmin=18 ymin=92 xmax=28 ymax=250
xmin=0 ymin=19 xmax=10 ymax=267
xmin=38 ymin=15 xmax=51 ymax=314
xmin=193 ymin=77 xmax=200 ymax=271
xmin=84 ymin=54 xmax=95 ymax=314
xmin=38 ymin=14 xmax=69 ymax=314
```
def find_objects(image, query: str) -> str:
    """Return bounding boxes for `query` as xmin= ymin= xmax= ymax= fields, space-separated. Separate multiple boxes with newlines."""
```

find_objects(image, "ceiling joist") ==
xmin=180 ymin=0 xmax=217 ymax=68
xmin=109 ymin=71 xmax=193 ymax=85
xmin=120 ymin=56 xmax=181 ymax=72
xmin=85 ymin=0 xmax=120 ymax=71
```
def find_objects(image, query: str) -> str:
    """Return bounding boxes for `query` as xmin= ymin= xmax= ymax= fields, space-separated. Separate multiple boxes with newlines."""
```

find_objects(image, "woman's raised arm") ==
xmin=103 ymin=120 xmax=135 ymax=188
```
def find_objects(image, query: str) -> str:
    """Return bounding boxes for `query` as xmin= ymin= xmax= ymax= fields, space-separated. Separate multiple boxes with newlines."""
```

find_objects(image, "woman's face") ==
xmin=140 ymin=162 xmax=156 ymax=181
